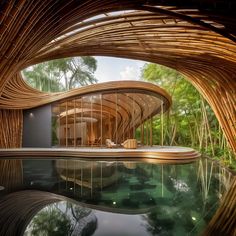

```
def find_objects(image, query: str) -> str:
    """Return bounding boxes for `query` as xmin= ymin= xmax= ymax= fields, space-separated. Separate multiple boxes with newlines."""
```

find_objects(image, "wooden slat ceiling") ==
xmin=0 ymin=0 xmax=235 ymax=152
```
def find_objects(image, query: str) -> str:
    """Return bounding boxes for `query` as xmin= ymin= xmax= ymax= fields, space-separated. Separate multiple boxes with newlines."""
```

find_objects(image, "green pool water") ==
xmin=0 ymin=157 xmax=233 ymax=236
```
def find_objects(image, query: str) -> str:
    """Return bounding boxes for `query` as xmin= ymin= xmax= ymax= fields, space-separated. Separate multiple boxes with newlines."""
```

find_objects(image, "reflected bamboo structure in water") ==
xmin=197 ymin=159 xmax=214 ymax=203
xmin=218 ymin=163 xmax=233 ymax=197
xmin=56 ymin=160 xmax=120 ymax=196
xmin=0 ymin=191 xmax=63 ymax=236
xmin=0 ymin=160 xmax=23 ymax=192
xmin=202 ymin=176 xmax=236 ymax=236
xmin=189 ymin=158 xmax=235 ymax=235
xmin=197 ymin=158 xmax=233 ymax=203
xmin=0 ymin=158 xmax=235 ymax=235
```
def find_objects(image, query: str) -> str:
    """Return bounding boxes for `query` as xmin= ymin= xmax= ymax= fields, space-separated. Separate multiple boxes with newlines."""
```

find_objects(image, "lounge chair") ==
xmin=121 ymin=139 xmax=137 ymax=149
xmin=105 ymin=139 xmax=117 ymax=148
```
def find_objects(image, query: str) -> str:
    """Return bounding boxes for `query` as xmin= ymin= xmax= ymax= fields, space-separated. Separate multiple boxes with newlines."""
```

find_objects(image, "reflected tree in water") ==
xmin=69 ymin=202 xmax=97 ymax=236
xmin=26 ymin=201 xmax=97 ymax=236
xmin=28 ymin=204 xmax=72 ymax=236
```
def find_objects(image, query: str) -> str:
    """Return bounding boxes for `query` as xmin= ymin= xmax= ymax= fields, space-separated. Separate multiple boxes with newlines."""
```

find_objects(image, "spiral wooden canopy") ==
xmin=0 ymin=0 xmax=235 ymax=152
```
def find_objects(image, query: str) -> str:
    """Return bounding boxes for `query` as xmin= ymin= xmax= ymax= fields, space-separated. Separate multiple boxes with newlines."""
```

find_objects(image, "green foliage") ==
xmin=22 ymin=56 xmax=97 ymax=92
xmin=141 ymin=63 xmax=235 ymax=169
xmin=25 ymin=201 xmax=97 ymax=236
xmin=30 ymin=207 xmax=72 ymax=236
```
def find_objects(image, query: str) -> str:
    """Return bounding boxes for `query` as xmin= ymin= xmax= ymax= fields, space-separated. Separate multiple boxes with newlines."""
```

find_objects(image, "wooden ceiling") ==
xmin=0 ymin=0 xmax=235 ymax=152
xmin=58 ymin=86 xmax=170 ymax=124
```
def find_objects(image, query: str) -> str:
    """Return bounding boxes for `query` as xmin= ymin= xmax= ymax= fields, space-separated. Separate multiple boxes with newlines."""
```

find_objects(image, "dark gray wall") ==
xmin=23 ymin=104 xmax=52 ymax=147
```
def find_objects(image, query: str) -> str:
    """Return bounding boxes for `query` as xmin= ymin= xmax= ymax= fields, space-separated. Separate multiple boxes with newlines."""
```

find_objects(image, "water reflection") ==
xmin=25 ymin=201 xmax=97 ymax=236
xmin=0 ymin=158 xmax=234 ymax=236
xmin=0 ymin=160 xmax=23 ymax=192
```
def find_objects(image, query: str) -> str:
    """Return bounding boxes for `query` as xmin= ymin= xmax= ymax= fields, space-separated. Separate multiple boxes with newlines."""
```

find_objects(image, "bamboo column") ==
xmin=0 ymin=109 xmax=23 ymax=148
xmin=161 ymin=102 xmax=164 ymax=146
xmin=74 ymin=99 xmax=76 ymax=147
xmin=150 ymin=117 xmax=153 ymax=146
xmin=100 ymin=94 xmax=103 ymax=147
xmin=141 ymin=123 xmax=144 ymax=145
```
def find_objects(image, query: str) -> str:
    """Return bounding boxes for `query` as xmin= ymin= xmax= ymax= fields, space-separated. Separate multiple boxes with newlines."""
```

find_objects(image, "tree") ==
xmin=23 ymin=56 xmax=97 ymax=92
xmin=141 ymin=63 xmax=202 ymax=146
xmin=22 ymin=63 xmax=63 ymax=92
xmin=141 ymin=63 xmax=235 ymax=169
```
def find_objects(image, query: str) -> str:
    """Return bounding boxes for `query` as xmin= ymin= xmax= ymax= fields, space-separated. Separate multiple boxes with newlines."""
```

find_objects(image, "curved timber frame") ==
xmin=0 ymin=1 xmax=235 ymax=153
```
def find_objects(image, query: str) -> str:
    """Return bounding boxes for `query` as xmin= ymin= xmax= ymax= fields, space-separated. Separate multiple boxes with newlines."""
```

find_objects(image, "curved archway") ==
xmin=0 ymin=1 xmax=235 ymax=152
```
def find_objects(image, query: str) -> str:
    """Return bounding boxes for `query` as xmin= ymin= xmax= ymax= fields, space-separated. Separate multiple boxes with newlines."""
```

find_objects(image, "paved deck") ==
xmin=0 ymin=146 xmax=200 ymax=161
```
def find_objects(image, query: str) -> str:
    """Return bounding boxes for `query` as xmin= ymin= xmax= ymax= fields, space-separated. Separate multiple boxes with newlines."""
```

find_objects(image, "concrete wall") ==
xmin=23 ymin=105 xmax=51 ymax=147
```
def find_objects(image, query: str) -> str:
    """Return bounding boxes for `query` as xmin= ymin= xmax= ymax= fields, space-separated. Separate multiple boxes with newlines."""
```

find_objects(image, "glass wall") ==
xmin=52 ymin=90 xmax=166 ymax=147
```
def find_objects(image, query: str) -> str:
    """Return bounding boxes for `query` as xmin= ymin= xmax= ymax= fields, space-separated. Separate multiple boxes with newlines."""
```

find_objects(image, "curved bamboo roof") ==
xmin=0 ymin=1 xmax=235 ymax=152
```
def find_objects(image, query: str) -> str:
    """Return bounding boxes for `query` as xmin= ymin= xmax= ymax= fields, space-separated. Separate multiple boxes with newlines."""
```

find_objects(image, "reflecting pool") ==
xmin=0 ymin=157 xmax=233 ymax=236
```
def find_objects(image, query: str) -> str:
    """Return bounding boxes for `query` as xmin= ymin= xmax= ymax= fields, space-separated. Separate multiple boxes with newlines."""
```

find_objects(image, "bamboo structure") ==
xmin=0 ymin=109 xmax=23 ymax=148
xmin=0 ymin=1 xmax=235 ymax=153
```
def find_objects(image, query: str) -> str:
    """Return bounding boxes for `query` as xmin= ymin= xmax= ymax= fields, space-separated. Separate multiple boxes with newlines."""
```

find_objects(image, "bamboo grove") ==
xmin=140 ymin=64 xmax=236 ymax=169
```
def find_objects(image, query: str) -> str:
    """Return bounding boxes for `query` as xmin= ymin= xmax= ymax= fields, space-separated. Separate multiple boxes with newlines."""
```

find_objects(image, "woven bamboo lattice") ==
xmin=0 ymin=1 xmax=235 ymax=153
